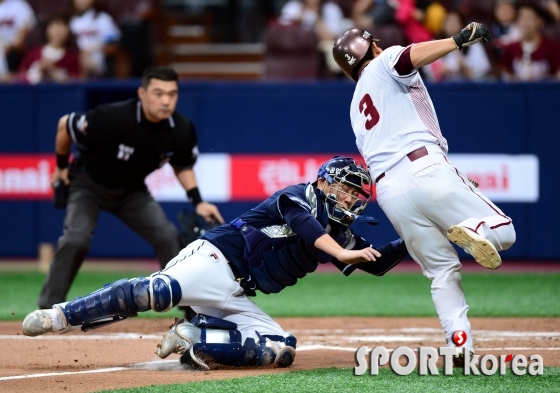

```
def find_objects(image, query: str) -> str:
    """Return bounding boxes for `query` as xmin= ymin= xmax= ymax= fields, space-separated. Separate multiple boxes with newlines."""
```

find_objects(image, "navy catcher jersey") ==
xmin=202 ymin=183 xmax=354 ymax=293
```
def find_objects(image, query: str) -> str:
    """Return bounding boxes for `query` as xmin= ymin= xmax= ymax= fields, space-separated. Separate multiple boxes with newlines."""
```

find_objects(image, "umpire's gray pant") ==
xmin=38 ymin=170 xmax=181 ymax=309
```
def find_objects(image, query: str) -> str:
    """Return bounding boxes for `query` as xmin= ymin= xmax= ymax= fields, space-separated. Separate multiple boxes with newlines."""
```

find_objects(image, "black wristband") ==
xmin=187 ymin=187 xmax=203 ymax=206
xmin=56 ymin=153 xmax=70 ymax=169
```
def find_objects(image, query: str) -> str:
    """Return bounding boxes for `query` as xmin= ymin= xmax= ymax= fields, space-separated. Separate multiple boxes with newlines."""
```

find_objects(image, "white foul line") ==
xmin=0 ymin=367 xmax=128 ymax=381
xmin=0 ymin=333 xmax=164 ymax=340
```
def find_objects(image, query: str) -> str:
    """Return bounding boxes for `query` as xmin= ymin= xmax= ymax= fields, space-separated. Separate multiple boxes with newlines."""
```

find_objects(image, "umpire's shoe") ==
xmin=22 ymin=305 xmax=68 ymax=336
xmin=447 ymin=225 xmax=501 ymax=269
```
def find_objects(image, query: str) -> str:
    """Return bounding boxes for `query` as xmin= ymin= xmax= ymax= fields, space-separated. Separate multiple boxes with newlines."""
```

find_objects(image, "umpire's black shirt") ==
xmin=67 ymin=99 xmax=198 ymax=191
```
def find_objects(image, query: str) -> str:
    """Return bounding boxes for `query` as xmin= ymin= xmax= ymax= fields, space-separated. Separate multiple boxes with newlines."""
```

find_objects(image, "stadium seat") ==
xmin=263 ymin=23 xmax=321 ymax=80
xmin=372 ymin=24 xmax=409 ymax=48
xmin=28 ymin=0 xmax=71 ymax=23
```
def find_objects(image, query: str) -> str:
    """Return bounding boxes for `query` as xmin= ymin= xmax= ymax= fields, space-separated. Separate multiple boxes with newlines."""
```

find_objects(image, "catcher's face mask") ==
xmin=317 ymin=157 xmax=373 ymax=226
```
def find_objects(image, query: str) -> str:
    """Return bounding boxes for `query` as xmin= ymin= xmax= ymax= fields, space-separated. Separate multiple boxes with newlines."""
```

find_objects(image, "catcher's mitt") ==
xmin=177 ymin=209 xmax=219 ymax=248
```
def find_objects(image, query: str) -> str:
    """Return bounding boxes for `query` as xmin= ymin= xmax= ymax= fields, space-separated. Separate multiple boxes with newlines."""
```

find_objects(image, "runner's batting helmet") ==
xmin=333 ymin=28 xmax=379 ymax=82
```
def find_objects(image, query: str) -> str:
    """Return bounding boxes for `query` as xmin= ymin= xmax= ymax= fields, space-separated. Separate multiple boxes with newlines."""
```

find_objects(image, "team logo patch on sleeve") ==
xmin=76 ymin=115 xmax=88 ymax=134
xmin=209 ymin=252 xmax=219 ymax=261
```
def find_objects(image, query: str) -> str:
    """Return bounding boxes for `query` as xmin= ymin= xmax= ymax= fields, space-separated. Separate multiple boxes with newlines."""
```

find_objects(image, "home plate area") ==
xmin=0 ymin=317 xmax=559 ymax=392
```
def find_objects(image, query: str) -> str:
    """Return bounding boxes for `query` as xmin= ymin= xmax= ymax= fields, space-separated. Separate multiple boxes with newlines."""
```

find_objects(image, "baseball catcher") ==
xmin=22 ymin=156 xmax=408 ymax=370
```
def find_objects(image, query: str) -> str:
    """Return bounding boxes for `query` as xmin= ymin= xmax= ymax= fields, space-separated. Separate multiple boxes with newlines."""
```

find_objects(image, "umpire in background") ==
xmin=38 ymin=66 xmax=225 ymax=309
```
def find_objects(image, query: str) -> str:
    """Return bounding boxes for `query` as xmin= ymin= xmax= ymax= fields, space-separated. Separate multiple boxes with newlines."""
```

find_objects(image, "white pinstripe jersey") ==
xmin=350 ymin=45 xmax=448 ymax=181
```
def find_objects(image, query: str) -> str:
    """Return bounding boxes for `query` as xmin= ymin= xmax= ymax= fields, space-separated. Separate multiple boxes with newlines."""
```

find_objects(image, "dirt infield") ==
xmin=1 ymin=317 xmax=559 ymax=392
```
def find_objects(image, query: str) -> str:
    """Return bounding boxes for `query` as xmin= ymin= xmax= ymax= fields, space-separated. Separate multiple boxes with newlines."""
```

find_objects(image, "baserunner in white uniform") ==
xmin=333 ymin=24 xmax=516 ymax=365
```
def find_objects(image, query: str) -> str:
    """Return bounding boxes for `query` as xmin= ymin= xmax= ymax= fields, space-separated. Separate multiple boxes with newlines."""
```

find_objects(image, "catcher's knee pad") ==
xmin=165 ymin=314 xmax=297 ymax=369
xmin=149 ymin=273 xmax=182 ymax=312
xmin=63 ymin=275 xmax=181 ymax=329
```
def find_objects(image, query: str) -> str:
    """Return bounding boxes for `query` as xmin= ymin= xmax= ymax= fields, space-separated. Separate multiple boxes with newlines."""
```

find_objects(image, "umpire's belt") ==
xmin=375 ymin=145 xmax=442 ymax=184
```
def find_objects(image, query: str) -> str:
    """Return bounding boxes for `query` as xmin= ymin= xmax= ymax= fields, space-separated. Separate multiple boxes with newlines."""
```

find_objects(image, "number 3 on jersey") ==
xmin=359 ymin=94 xmax=380 ymax=130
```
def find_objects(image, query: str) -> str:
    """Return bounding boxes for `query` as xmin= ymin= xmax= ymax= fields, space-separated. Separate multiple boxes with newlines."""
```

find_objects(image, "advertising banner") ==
xmin=0 ymin=154 xmax=539 ymax=203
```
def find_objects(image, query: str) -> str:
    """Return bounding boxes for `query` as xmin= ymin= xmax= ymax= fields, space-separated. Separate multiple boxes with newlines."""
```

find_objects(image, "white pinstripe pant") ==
xmin=375 ymin=144 xmax=516 ymax=351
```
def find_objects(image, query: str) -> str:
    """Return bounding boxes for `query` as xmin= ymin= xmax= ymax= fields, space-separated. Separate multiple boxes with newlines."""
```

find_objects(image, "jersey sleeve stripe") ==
xmin=391 ymin=45 xmax=418 ymax=78
xmin=393 ymin=46 xmax=415 ymax=76
xmin=67 ymin=112 xmax=78 ymax=144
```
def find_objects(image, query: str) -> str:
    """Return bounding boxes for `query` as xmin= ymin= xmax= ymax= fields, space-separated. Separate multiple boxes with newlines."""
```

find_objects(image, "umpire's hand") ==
xmin=196 ymin=202 xmax=225 ymax=225
xmin=52 ymin=167 xmax=70 ymax=185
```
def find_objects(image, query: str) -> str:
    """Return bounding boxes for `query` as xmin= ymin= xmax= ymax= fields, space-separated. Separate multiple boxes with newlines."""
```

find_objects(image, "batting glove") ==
xmin=452 ymin=22 xmax=491 ymax=50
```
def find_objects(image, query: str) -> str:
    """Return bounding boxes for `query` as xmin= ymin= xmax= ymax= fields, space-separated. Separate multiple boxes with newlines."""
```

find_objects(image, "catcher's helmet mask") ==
xmin=332 ymin=28 xmax=380 ymax=82
xmin=317 ymin=156 xmax=373 ymax=226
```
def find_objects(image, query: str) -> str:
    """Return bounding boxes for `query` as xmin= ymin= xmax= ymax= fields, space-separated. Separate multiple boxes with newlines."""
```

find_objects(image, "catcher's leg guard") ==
xmin=157 ymin=314 xmax=297 ymax=369
xmin=62 ymin=274 xmax=181 ymax=331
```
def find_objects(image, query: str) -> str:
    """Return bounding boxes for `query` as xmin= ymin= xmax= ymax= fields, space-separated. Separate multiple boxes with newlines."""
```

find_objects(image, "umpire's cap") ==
xmin=333 ymin=28 xmax=379 ymax=82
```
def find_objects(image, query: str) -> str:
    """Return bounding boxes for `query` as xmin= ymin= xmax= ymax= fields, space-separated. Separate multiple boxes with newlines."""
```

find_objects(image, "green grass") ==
xmin=252 ymin=272 xmax=560 ymax=317
xmin=2 ymin=271 xmax=559 ymax=321
xmin=97 ymin=367 xmax=560 ymax=393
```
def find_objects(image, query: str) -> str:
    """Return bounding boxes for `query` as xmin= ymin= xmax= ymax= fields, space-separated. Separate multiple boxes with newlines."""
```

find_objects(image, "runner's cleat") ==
xmin=447 ymin=225 xmax=501 ymax=269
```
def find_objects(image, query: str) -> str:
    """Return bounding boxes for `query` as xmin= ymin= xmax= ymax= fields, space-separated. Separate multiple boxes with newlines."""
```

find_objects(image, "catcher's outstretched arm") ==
xmin=331 ymin=239 xmax=408 ymax=276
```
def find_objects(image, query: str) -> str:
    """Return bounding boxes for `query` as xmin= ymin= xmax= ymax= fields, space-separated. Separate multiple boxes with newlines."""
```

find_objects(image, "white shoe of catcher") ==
xmin=156 ymin=318 xmax=194 ymax=359
xmin=447 ymin=225 xmax=502 ymax=269
xmin=22 ymin=305 xmax=68 ymax=337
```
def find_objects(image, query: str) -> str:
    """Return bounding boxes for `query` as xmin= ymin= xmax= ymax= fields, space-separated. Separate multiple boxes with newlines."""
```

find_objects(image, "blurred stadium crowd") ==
xmin=0 ymin=0 xmax=559 ymax=83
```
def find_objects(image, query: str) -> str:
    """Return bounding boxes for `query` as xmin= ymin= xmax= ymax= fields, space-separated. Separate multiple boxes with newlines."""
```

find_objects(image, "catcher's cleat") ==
xmin=180 ymin=349 xmax=210 ymax=371
xmin=447 ymin=225 xmax=501 ymax=269
xmin=274 ymin=345 xmax=296 ymax=368
xmin=156 ymin=318 xmax=193 ymax=359
xmin=22 ymin=305 xmax=67 ymax=337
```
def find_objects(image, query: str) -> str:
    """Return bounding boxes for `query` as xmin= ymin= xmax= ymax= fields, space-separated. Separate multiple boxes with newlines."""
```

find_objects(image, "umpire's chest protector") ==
xmin=231 ymin=184 xmax=332 ymax=294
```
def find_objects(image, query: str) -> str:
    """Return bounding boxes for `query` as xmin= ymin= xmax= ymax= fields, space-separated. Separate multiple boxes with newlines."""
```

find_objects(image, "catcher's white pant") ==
xmin=159 ymin=239 xmax=286 ymax=344
xmin=375 ymin=144 xmax=516 ymax=351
